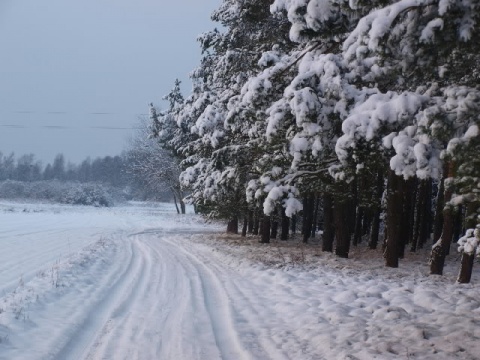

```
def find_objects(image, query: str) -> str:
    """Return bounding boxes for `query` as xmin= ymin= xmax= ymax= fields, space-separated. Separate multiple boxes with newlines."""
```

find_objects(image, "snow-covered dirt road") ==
xmin=0 ymin=202 xmax=291 ymax=360
xmin=1 ymin=201 xmax=479 ymax=360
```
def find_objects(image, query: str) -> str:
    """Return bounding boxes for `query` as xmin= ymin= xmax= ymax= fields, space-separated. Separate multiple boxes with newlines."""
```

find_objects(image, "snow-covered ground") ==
xmin=0 ymin=201 xmax=479 ymax=359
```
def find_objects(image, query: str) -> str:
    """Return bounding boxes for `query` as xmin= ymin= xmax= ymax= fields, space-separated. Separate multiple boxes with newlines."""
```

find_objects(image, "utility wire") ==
xmin=0 ymin=124 xmax=142 ymax=130
xmin=2 ymin=111 xmax=149 ymax=116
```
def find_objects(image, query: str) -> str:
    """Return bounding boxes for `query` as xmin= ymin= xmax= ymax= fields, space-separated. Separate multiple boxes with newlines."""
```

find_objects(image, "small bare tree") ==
xmin=125 ymin=118 xmax=186 ymax=214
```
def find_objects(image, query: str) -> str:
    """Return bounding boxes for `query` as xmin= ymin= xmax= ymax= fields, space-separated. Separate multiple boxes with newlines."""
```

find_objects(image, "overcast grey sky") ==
xmin=0 ymin=0 xmax=220 ymax=164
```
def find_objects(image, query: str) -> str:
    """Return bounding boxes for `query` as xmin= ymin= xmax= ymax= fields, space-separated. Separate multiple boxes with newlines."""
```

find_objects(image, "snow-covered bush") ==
xmin=457 ymin=227 xmax=480 ymax=257
xmin=62 ymin=183 xmax=112 ymax=207
xmin=0 ymin=180 xmax=123 ymax=207
xmin=0 ymin=180 xmax=26 ymax=198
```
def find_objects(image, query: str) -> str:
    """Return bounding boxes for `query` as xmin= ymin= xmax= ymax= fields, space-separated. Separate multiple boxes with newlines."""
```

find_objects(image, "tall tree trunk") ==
xmin=270 ymin=216 xmax=278 ymax=239
xmin=404 ymin=178 xmax=417 ymax=249
xmin=350 ymin=179 xmax=358 ymax=237
xmin=430 ymin=163 xmax=455 ymax=275
xmin=424 ymin=179 xmax=433 ymax=244
xmin=172 ymin=193 xmax=180 ymax=214
xmin=418 ymin=179 xmax=433 ymax=249
xmin=241 ymin=215 xmax=248 ymax=237
xmin=334 ymin=197 xmax=351 ymax=258
xmin=362 ymin=208 xmax=373 ymax=237
xmin=412 ymin=180 xmax=428 ymax=251
xmin=302 ymin=196 xmax=308 ymax=236
xmin=253 ymin=210 xmax=260 ymax=235
xmin=432 ymin=178 xmax=445 ymax=244
xmin=227 ymin=216 xmax=239 ymax=234
xmin=369 ymin=209 xmax=381 ymax=250
xmin=457 ymin=202 xmax=478 ymax=283
xmin=457 ymin=253 xmax=475 ymax=283
xmin=411 ymin=181 xmax=422 ymax=252
xmin=353 ymin=207 xmax=364 ymax=246
xmin=247 ymin=210 xmax=254 ymax=234
xmin=280 ymin=207 xmax=289 ymax=241
xmin=430 ymin=210 xmax=454 ymax=275
xmin=261 ymin=215 xmax=271 ymax=243
xmin=291 ymin=215 xmax=297 ymax=235
xmin=452 ymin=206 xmax=464 ymax=251
xmin=398 ymin=178 xmax=414 ymax=259
xmin=179 ymin=197 xmax=186 ymax=214
xmin=312 ymin=195 xmax=320 ymax=238
xmin=172 ymin=187 xmax=185 ymax=214
xmin=369 ymin=171 xmax=384 ymax=250
xmin=322 ymin=193 xmax=335 ymax=252
xmin=303 ymin=193 xmax=315 ymax=243
xmin=385 ymin=170 xmax=404 ymax=268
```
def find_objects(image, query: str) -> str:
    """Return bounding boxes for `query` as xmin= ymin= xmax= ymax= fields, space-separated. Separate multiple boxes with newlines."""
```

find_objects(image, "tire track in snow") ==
xmin=84 ymin=235 xmax=170 ymax=360
xmin=48 ymin=228 xmax=301 ymax=360
xmin=168 ymin=235 xmax=303 ymax=360
xmin=51 ymin=234 xmax=144 ymax=360
xmin=161 ymin=236 xmax=251 ymax=360
xmin=81 ymin=230 xmax=253 ymax=360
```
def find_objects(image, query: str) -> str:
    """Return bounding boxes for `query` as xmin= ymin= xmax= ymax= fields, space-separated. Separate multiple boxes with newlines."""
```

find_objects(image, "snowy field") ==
xmin=0 ymin=201 xmax=479 ymax=360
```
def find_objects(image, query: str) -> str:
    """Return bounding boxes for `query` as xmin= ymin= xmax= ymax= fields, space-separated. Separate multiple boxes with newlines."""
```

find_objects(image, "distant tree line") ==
xmin=0 ymin=152 xmax=128 ymax=187
xmin=147 ymin=0 xmax=480 ymax=282
xmin=0 ymin=150 xmax=182 ymax=205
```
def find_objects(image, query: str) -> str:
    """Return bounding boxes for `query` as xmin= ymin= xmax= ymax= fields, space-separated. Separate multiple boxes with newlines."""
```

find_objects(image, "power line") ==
xmin=1 ymin=110 xmax=149 ymax=116
xmin=0 ymin=124 xmax=142 ymax=130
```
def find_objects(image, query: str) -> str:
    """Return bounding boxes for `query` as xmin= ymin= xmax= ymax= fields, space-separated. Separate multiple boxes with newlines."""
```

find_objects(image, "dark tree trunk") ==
xmin=424 ymin=179 xmax=433 ymax=244
xmin=179 ymin=199 xmax=186 ymax=214
xmin=247 ymin=210 xmax=254 ymax=234
xmin=418 ymin=179 xmax=433 ymax=249
xmin=312 ymin=195 xmax=320 ymax=238
xmin=353 ymin=207 xmax=364 ymax=246
xmin=456 ymin=202 xmax=478 ymax=283
xmin=430 ymin=212 xmax=454 ymax=275
xmin=241 ymin=216 xmax=248 ymax=237
xmin=457 ymin=253 xmax=475 ymax=283
xmin=172 ymin=192 xmax=180 ymax=214
xmin=253 ymin=210 xmax=260 ymax=235
xmin=412 ymin=179 xmax=430 ymax=251
xmin=411 ymin=181 xmax=422 ymax=252
xmin=398 ymin=178 xmax=415 ymax=259
xmin=302 ymin=196 xmax=308 ymax=236
xmin=350 ymin=179 xmax=358 ymax=236
xmin=334 ymin=197 xmax=351 ymax=258
xmin=430 ymin=163 xmax=455 ymax=275
xmin=303 ymin=193 xmax=315 ymax=243
xmin=369 ymin=210 xmax=381 ymax=250
xmin=382 ymin=224 xmax=388 ymax=251
xmin=369 ymin=171 xmax=384 ymax=250
xmin=452 ymin=206 xmax=464 ymax=250
xmin=261 ymin=215 xmax=271 ymax=243
xmin=362 ymin=208 xmax=373 ymax=237
xmin=227 ymin=216 xmax=239 ymax=234
xmin=322 ymin=193 xmax=335 ymax=252
xmin=270 ymin=218 xmax=278 ymax=239
xmin=280 ymin=207 xmax=289 ymax=241
xmin=291 ymin=215 xmax=297 ymax=235
xmin=385 ymin=170 xmax=404 ymax=268
xmin=404 ymin=178 xmax=417 ymax=248
xmin=432 ymin=178 xmax=445 ymax=243
xmin=358 ymin=171 xmax=372 ymax=237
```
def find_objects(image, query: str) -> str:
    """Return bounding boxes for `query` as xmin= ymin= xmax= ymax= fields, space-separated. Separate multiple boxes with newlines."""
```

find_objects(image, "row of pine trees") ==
xmin=149 ymin=1 xmax=479 ymax=282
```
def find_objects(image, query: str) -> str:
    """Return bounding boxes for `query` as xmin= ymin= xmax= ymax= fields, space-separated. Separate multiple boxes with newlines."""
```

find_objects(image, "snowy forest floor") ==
xmin=0 ymin=201 xmax=479 ymax=360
